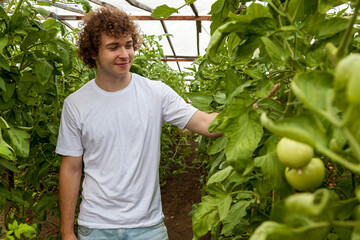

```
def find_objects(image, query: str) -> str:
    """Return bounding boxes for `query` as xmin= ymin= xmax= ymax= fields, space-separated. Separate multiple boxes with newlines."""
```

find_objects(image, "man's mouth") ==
xmin=115 ymin=62 xmax=129 ymax=66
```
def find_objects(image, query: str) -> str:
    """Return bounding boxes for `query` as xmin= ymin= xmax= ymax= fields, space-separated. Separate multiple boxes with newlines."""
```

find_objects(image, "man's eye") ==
xmin=126 ymin=45 xmax=133 ymax=49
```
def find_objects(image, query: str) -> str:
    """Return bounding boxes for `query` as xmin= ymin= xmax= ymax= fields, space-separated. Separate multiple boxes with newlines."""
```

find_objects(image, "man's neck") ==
xmin=95 ymin=72 xmax=132 ymax=92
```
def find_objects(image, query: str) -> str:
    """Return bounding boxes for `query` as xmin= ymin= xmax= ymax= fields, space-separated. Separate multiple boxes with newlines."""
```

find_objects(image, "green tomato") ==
xmin=277 ymin=137 xmax=313 ymax=168
xmin=285 ymin=158 xmax=325 ymax=192
xmin=334 ymin=53 xmax=360 ymax=104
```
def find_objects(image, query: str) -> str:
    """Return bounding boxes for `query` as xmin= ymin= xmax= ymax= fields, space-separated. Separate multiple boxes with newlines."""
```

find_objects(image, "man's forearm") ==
xmin=59 ymin=157 xmax=82 ymax=237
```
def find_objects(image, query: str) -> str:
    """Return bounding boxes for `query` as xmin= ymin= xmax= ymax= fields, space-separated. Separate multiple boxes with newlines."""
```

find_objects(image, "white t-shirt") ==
xmin=56 ymin=73 xmax=197 ymax=229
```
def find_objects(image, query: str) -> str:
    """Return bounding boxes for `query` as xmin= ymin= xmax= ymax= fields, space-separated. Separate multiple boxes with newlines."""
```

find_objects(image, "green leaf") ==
xmin=0 ymin=140 xmax=16 ymax=161
xmin=246 ymin=3 xmax=272 ymax=19
xmin=223 ymin=81 xmax=252 ymax=107
xmin=210 ymin=93 xmax=263 ymax=173
xmin=35 ymin=7 xmax=50 ymax=18
xmin=209 ymin=0 xmax=238 ymax=35
xmin=0 ymin=158 xmax=19 ymax=172
xmin=151 ymin=5 xmax=179 ymax=19
xmin=261 ymin=37 xmax=290 ymax=66
xmin=55 ymin=39 xmax=72 ymax=76
xmin=231 ymin=36 xmax=261 ymax=64
xmin=35 ymin=1 xmax=51 ymax=6
xmin=221 ymin=199 xmax=253 ymax=236
xmin=352 ymin=225 xmax=360 ymax=240
xmin=213 ymin=91 xmax=226 ymax=104
xmin=0 ymin=116 xmax=10 ymax=129
xmin=0 ymin=75 xmax=6 ymax=92
xmin=6 ymin=127 xmax=31 ymax=157
xmin=0 ymin=36 xmax=8 ymax=52
xmin=254 ymin=135 xmax=293 ymax=196
xmin=284 ymin=189 xmax=333 ymax=217
xmin=207 ymin=166 xmax=233 ymax=185
xmin=192 ymin=195 xmax=220 ymax=238
xmin=207 ymin=184 xmax=232 ymax=221
xmin=207 ymin=21 xmax=247 ymax=63
xmin=288 ymin=0 xmax=305 ymax=21
xmin=34 ymin=58 xmax=53 ymax=85
xmin=207 ymin=135 xmax=227 ymax=155
xmin=33 ymin=194 xmax=58 ymax=215
xmin=291 ymin=71 xmax=335 ymax=121
xmin=260 ymin=113 xmax=328 ymax=149
xmin=0 ymin=53 xmax=10 ymax=71
xmin=318 ymin=18 xmax=348 ymax=39
xmin=192 ymin=184 xmax=232 ymax=238
xmin=2 ymin=82 xmax=15 ymax=102
xmin=247 ymin=17 xmax=277 ymax=36
xmin=257 ymin=98 xmax=285 ymax=120
xmin=186 ymin=92 xmax=213 ymax=112
xmin=244 ymin=66 xmax=263 ymax=80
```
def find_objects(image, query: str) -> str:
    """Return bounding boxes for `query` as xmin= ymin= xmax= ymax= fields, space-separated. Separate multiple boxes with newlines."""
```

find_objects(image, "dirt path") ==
xmin=161 ymin=140 xmax=210 ymax=240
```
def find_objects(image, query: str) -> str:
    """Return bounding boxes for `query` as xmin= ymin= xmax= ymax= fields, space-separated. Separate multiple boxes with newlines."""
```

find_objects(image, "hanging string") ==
xmin=55 ymin=1 xmax=58 ymax=21
xmin=296 ymin=21 xmax=299 ymax=59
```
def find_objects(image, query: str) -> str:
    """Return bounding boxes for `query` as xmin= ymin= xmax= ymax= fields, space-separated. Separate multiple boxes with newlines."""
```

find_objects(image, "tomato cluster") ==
xmin=277 ymin=138 xmax=325 ymax=191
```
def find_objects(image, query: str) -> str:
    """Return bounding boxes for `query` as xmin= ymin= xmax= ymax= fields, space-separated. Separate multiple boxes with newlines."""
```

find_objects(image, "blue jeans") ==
xmin=78 ymin=221 xmax=168 ymax=240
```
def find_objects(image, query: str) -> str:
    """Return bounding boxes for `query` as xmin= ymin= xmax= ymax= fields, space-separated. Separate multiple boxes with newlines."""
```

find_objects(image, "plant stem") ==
xmin=351 ymin=172 xmax=356 ymax=197
xmin=332 ymin=220 xmax=360 ymax=228
xmin=342 ymin=128 xmax=360 ymax=162
xmin=5 ymin=0 xmax=15 ymax=14
xmin=12 ymin=0 xmax=24 ymax=15
xmin=283 ymin=88 xmax=295 ymax=118
xmin=267 ymin=1 xmax=287 ymax=17
xmin=319 ymin=146 xmax=360 ymax=174
xmin=336 ymin=0 xmax=360 ymax=60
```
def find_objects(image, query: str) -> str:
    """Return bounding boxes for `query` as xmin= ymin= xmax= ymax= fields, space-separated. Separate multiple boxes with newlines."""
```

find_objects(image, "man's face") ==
xmin=93 ymin=33 xmax=135 ymax=78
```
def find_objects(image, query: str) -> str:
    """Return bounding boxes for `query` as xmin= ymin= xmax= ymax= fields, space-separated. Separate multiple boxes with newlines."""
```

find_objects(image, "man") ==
xmin=56 ymin=6 xmax=222 ymax=240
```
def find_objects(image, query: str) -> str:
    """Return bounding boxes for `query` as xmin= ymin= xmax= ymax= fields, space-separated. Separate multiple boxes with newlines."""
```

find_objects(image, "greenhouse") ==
xmin=0 ymin=0 xmax=360 ymax=239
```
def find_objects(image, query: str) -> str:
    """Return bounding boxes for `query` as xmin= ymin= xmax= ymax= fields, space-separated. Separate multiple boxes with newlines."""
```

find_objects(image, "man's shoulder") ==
xmin=64 ymin=79 xmax=95 ymax=104
xmin=132 ymin=73 xmax=164 ymax=88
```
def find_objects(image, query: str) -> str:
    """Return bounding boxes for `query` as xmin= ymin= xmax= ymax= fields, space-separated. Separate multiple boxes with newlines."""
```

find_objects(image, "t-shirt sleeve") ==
xmin=161 ymin=83 xmax=198 ymax=129
xmin=55 ymin=98 xmax=84 ymax=157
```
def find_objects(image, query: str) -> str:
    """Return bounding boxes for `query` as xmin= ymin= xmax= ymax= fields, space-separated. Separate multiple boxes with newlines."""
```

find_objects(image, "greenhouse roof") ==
xmin=36 ymin=0 xmax=218 ymax=72
xmin=24 ymin=0 xmax=351 ymax=72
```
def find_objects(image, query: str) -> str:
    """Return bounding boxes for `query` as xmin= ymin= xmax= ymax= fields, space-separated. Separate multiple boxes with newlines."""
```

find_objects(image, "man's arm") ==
xmin=185 ymin=110 xmax=223 ymax=138
xmin=59 ymin=155 xmax=83 ymax=240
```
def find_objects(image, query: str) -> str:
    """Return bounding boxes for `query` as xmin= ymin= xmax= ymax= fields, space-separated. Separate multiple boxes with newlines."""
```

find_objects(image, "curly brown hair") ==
xmin=77 ymin=6 xmax=142 ymax=68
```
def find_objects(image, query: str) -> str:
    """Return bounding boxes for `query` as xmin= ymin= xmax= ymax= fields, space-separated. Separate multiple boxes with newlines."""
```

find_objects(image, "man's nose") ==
xmin=117 ymin=47 xmax=129 ymax=58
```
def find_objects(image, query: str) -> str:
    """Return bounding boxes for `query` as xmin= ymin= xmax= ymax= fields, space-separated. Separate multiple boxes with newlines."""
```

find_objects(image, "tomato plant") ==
xmin=277 ymin=137 xmax=313 ymax=168
xmin=285 ymin=158 xmax=325 ymax=191
xmin=153 ymin=0 xmax=360 ymax=239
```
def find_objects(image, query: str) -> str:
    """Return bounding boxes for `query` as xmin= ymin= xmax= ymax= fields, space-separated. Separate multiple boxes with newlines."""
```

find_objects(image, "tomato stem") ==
xmin=341 ymin=128 xmax=360 ymax=162
xmin=319 ymin=147 xmax=360 ymax=174
xmin=336 ymin=0 xmax=360 ymax=60
xmin=332 ymin=220 xmax=360 ymax=228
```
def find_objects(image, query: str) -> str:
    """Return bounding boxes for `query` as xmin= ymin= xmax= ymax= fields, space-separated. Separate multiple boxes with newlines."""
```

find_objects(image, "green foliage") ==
xmin=5 ymin=220 xmax=37 ymax=240
xmin=152 ymin=0 xmax=360 ymax=239
xmin=0 ymin=0 xmax=95 ymax=236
